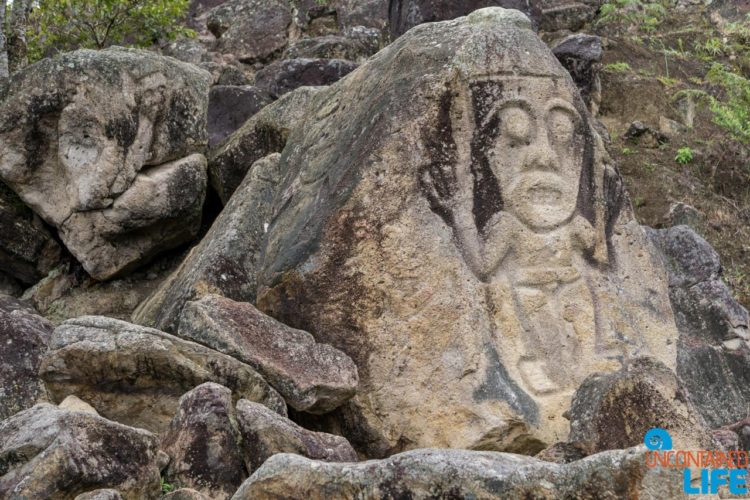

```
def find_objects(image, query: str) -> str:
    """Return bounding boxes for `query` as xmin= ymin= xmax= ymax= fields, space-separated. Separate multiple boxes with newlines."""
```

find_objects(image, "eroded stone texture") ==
xmin=0 ymin=295 xmax=53 ymax=420
xmin=208 ymin=86 xmax=323 ymax=203
xmin=0 ymin=403 xmax=161 ymax=499
xmin=232 ymin=447 xmax=687 ymax=499
xmin=566 ymin=357 xmax=712 ymax=454
xmin=178 ymin=295 xmax=358 ymax=413
xmin=40 ymin=316 xmax=286 ymax=434
xmin=162 ymin=383 xmax=246 ymax=499
xmin=255 ymin=8 xmax=678 ymax=455
xmin=207 ymin=0 xmax=292 ymax=63
xmin=208 ymin=86 xmax=273 ymax=148
xmin=552 ymin=34 xmax=602 ymax=114
xmin=75 ymin=489 xmax=124 ymax=500
xmin=236 ymin=399 xmax=357 ymax=473
xmin=0 ymin=48 xmax=210 ymax=280
xmin=133 ymin=154 xmax=283 ymax=332
xmin=283 ymin=36 xmax=377 ymax=62
xmin=388 ymin=0 xmax=543 ymax=37
xmin=254 ymin=58 xmax=359 ymax=98
xmin=538 ymin=0 xmax=603 ymax=31
xmin=647 ymin=225 xmax=750 ymax=429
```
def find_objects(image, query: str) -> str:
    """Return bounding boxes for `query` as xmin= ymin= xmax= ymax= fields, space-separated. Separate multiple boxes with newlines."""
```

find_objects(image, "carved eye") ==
xmin=548 ymin=109 xmax=577 ymax=144
xmin=500 ymin=107 xmax=532 ymax=143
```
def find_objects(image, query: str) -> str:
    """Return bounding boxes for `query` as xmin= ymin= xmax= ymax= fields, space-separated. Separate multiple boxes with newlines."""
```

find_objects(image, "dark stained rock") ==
xmin=178 ymin=295 xmax=358 ymax=413
xmin=207 ymin=0 xmax=292 ymax=63
xmin=133 ymin=154 xmax=282 ymax=333
xmin=236 ymin=399 xmax=357 ymax=474
xmin=0 ymin=403 xmax=161 ymax=499
xmin=254 ymin=58 xmax=359 ymax=98
xmin=39 ymin=316 xmax=286 ymax=434
xmin=217 ymin=66 xmax=250 ymax=86
xmin=162 ymin=383 xmax=246 ymax=499
xmin=231 ymin=447 xmax=687 ymax=499
xmin=337 ymin=0 xmax=389 ymax=32
xmin=388 ymin=0 xmax=543 ymax=38
xmin=538 ymin=0 xmax=603 ymax=32
xmin=208 ymin=86 xmax=273 ymax=148
xmin=283 ymin=36 xmax=377 ymax=62
xmin=566 ymin=357 xmax=711 ymax=454
xmin=207 ymin=86 xmax=323 ymax=203
xmin=647 ymin=225 xmax=750 ymax=429
xmin=552 ymin=34 xmax=602 ymax=112
xmin=0 ymin=182 xmax=62 ymax=285
xmin=0 ymin=295 xmax=53 ymax=420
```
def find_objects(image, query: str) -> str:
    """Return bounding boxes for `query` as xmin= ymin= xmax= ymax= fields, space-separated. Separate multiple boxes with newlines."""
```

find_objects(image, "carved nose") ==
xmin=525 ymin=133 xmax=558 ymax=171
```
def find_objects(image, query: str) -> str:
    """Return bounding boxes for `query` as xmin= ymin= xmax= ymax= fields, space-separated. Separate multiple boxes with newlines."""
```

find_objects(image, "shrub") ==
xmin=675 ymin=147 xmax=694 ymax=164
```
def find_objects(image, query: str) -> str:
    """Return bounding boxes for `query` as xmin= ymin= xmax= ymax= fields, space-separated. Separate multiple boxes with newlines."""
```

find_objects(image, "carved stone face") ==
xmin=487 ymin=78 xmax=586 ymax=230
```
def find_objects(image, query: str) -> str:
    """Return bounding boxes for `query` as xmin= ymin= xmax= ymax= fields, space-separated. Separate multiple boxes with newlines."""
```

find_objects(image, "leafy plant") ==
xmin=597 ymin=0 xmax=670 ymax=33
xmin=26 ymin=0 xmax=194 ymax=62
xmin=675 ymin=147 xmax=694 ymax=164
xmin=161 ymin=477 xmax=175 ymax=495
xmin=604 ymin=62 xmax=632 ymax=73
xmin=705 ymin=63 xmax=750 ymax=144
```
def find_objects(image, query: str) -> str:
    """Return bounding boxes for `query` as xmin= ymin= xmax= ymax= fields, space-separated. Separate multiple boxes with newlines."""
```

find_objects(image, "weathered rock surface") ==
xmin=162 ymin=383 xmax=246 ymax=499
xmin=388 ymin=0 xmax=543 ymax=37
xmin=0 ymin=403 xmax=161 ymax=499
xmin=74 ymin=489 xmax=124 ymax=500
xmin=178 ymin=294 xmax=358 ymax=413
xmin=40 ymin=316 xmax=286 ymax=433
xmin=538 ymin=0 xmax=603 ymax=32
xmin=0 ymin=295 xmax=53 ymax=420
xmin=232 ymin=447 xmax=686 ymax=499
xmin=254 ymin=58 xmax=359 ymax=98
xmin=236 ymin=399 xmax=357 ymax=473
xmin=552 ymin=34 xmax=602 ymax=113
xmin=336 ymin=0 xmax=389 ymax=32
xmin=208 ymin=86 xmax=273 ymax=148
xmin=208 ymin=86 xmax=323 ymax=203
xmin=283 ymin=36 xmax=377 ymax=62
xmin=255 ymin=8 xmax=679 ymax=455
xmin=59 ymin=395 xmax=99 ymax=415
xmin=163 ymin=489 xmax=211 ymax=500
xmin=566 ymin=357 xmax=711 ymax=454
xmin=207 ymin=0 xmax=292 ymax=63
xmin=0 ymin=182 xmax=61 ymax=285
xmin=0 ymin=48 xmax=211 ymax=280
xmin=133 ymin=154 xmax=282 ymax=332
xmin=647 ymin=225 xmax=750 ymax=429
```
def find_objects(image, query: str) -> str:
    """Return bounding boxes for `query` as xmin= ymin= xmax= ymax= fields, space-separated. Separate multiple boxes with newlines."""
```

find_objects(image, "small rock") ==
xmin=179 ymin=295 xmax=359 ymax=413
xmin=59 ymin=395 xmax=99 ymax=415
xmin=552 ymin=34 xmax=602 ymax=111
xmin=624 ymin=120 xmax=668 ymax=148
xmin=235 ymin=399 xmax=357 ymax=473
xmin=254 ymin=58 xmax=359 ymax=98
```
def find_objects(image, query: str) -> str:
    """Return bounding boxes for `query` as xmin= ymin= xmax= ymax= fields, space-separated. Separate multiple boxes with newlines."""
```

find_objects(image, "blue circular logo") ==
xmin=644 ymin=428 xmax=673 ymax=451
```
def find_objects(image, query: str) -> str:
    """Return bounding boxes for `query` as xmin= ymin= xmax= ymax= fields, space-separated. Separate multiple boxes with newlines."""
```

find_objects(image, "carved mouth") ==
xmin=527 ymin=185 xmax=562 ymax=205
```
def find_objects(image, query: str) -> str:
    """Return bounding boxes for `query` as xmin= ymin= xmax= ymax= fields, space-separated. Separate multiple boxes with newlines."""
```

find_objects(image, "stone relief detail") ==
xmin=421 ymin=76 xmax=625 ymax=397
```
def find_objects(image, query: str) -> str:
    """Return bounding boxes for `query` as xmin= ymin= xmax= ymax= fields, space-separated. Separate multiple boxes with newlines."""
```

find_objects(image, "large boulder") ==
xmin=236 ymin=399 xmax=357 ymax=473
xmin=39 ymin=316 xmax=287 ymax=433
xmin=133 ymin=154 xmax=282 ymax=332
xmin=0 ymin=403 xmax=161 ymax=499
xmin=232 ymin=447 xmax=686 ymax=499
xmin=647 ymin=225 xmax=750 ymax=429
xmin=254 ymin=58 xmax=359 ymax=98
xmin=254 ymin=8 xmax=679 ymax=455
xmin=552 ymin=34 xmax=602 ymax=114
xmin=388 ymin=0 xmax=543 ymax=37
xmin=162 ymin=383 xmax=246 ymax=499
xmin=208 ymin=86 xmax=273 ymax=148
xmin=0 ymin=182 xmax=61 ymax=285
xmin=0 ymin=295 xmax=53 ymax=420
xmin=207 ymin=0 xmax=292 ymax=63
xmin=207 ymin=86 xmax=323 ymax=203
xmin=178 ymin=294 xmax=359 ymax=413
xmin=0 ymin=48 xmax=210 ymax=280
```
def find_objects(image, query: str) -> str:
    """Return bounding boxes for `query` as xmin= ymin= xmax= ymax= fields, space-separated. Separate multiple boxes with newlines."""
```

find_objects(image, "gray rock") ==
xmin=0 ymin=48 xmax=211 ymax=280
xmin=254 ymin=58 xmax=359 ymax=98
xmin=283 ymin=36 xmax=377 ymax=62
xmin=552 ymin=34 xmax=602 ymax=111
xmin=337 ymin=0 xmax=389 ymax=32
xmin=236 ymin=399 xmax=357 ymax=473
xmin=538 ymin=0 xmax=603 ymax=32
xmin=217 ymin=66 xmax=250 ymax=86
xmin=133 ymin=154 xmax=282 ymax=332
xmin=163 ymin=489 xmax=211 ymax=500
xmin=0 ymin=403 xmax=161 ymax=499
xmin=74 ymin=489 xmax=124 ymax=500
xmin=208 ymin=86 xmax=323 ymax=203
xmin=647 ymin=225 xmax=750 ymax=429
xmin=162 ymin=38 xmax=210 ymax=64
xmin=388 ymin=0 xmax=543 ymax=38
xmin=0 ymin=272 xmax=21 ymax=296
xmin=208 ymin=86 xmax=273 ymax=148
xmin=0 ymin=295 xmax=53 ymax=420
xmin=178 ymin=294 xmax=359 ymax=413
xmin=232 ymin=447 xmax=687 ymax=499
xmin=0 ymin=182 xmax=61 ymax=285
xmin=207 ymin=0 xmax=292 ymax=63
xmin=567 ymin=357 xmax=711 ymax=454
xmin=162 ymin=383 xmax=246 ymax=499
xmin=39 ymin=316 xmax=287 ymax=434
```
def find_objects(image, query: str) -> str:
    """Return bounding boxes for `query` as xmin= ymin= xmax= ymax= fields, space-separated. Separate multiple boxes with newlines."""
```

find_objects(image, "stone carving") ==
xmin=420 ymin=76 xmax=622 ymax=397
